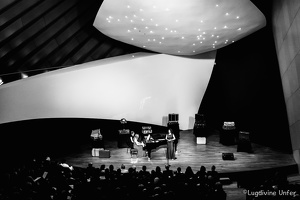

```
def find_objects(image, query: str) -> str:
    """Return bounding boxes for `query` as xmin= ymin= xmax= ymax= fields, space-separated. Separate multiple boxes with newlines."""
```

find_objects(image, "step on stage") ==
xmin=56 ymin=130 xmax=297 ymax=180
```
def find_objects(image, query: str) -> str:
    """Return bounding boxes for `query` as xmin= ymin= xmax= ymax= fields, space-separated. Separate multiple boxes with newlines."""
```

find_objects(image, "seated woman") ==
xmin=133 ymin=132 xmax=145 ymax=158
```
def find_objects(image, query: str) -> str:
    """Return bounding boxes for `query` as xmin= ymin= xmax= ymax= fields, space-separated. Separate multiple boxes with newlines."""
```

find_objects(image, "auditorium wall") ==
xmin=272 ymin=0 xmax=300 ymax=169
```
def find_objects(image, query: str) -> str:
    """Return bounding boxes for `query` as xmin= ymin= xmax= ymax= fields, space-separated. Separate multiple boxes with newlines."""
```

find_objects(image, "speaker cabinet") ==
xmin=92 ymin=148 xmax=103 ymax=157
xmin=196 ymin=137 xmax=206 ymax=144
xmin=99 ymin=149 xmax=110 ymax=158
xmin=168 ymin=113 xmax=179 ymax=122
xmin=237 ymin=131 xmax=252 ymax=153
xmin=193 ymin=113 xmax=207 ymax=137
xmin=222 ymin=153 xmax=234 ymax=160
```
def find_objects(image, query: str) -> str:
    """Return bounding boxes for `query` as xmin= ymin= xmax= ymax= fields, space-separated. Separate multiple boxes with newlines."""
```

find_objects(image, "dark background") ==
xmin=199 ymin=0 xmax=291 ymax=152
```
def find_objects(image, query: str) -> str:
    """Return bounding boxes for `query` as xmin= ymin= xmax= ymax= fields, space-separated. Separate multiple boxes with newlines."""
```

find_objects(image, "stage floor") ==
xmin=55 ymin=130 xmax=297 ymax=177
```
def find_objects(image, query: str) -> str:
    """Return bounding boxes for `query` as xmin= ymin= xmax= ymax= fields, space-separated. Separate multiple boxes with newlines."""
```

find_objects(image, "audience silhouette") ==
xmin=1 ymin=156 xmax=298 ymax=200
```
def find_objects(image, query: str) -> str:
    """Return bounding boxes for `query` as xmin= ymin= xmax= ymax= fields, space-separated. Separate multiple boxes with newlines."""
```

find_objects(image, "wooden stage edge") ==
xmin=56 ymin=130 xmax=298 ymax=180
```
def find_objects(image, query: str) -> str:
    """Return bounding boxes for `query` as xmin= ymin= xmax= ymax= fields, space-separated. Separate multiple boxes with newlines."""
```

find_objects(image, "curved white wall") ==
xmin=0 ymin=52 xmax=215 ymax=130
xmin=273 ymin=1 xmax=300 ymax=168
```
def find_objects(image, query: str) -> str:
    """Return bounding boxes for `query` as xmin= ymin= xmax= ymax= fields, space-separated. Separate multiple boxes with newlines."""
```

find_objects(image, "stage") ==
xmin=55 ymin=129 xmax=297 ymax=180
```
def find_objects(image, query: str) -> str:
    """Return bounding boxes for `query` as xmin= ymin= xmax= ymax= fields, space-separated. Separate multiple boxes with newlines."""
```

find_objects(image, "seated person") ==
xmin=207 ymin=165 xmax=219 ymax=182
xmin=163 ymin=165 xmax=174 ymax=179
xmin=133 ymin=132 xmax=145 ymax=157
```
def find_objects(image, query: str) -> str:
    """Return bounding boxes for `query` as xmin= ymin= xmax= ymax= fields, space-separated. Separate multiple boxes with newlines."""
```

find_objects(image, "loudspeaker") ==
xmin=92 ymin=148 xmax=104 ymax=157
xmin=118 ymin=129 xmax=130 ymax=148
xmin=222 ymin=153 xmax=234 ymax=160
xmin=237 ymin=131 xmax=252 ymax=153
xmin=196 ymin=137 xmax=206 ymax=144
xmin=168 ymin=113 xmax=179 ymax=122
xmin=99 ymin=149 xmax=110 ymax=158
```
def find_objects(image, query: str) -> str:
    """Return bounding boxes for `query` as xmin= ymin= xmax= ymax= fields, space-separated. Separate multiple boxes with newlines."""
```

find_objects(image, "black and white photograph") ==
xmin=0 ymin=0 xmax=299 ymax=199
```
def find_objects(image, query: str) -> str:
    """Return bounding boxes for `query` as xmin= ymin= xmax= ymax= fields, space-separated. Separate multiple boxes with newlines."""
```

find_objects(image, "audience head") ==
xmin=100 ymin=164 xmax=105 ymax=170
xmin=142 ymin=165 xmax=147 ymax=171
xmin=156 ymin=166 xmax=161 ymax=172
xmin=154 ymin=177 xmax=160 ymax=185
xmin=177 ymin=167 xmax=181 ymax=173
xmin=200 ymin=165 xmax=206 ymax=172
xmin=211 ymin=165 xmax=216 ymax=171
xmin=185 ymin=166 xmax=193 ymax=173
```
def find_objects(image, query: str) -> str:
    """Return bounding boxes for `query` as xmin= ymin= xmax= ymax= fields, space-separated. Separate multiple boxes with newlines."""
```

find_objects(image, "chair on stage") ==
xmin=126 ymin=136 xmax=136 ymax=156
xmin=130 ymin=148 xmax=138 ymax=158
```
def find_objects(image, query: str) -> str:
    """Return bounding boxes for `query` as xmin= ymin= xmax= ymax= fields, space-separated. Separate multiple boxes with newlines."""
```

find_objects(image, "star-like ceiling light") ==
xmin=93 ymin=0 xmax=266 ymax=55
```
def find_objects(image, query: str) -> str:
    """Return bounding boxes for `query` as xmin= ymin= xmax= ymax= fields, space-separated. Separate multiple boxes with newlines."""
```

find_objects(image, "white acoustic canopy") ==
xmin=93 ymin=0 xmax=266 ymax=55
xmin=0 ymin=53 xmax=216 ymax=130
